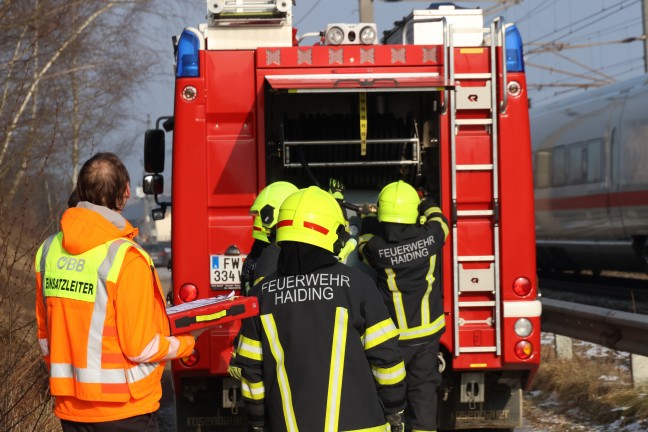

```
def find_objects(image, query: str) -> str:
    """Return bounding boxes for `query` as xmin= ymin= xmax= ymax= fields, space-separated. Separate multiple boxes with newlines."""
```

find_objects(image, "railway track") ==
xmin=538 ymin=271 xmax=648 ymax=356
xmin=538 ymin=271 xmax=648 ymax=314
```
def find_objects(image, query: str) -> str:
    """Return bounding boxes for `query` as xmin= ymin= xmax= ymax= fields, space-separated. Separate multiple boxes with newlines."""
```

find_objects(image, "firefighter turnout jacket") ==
xmin=241 ymin=238 xmax=270 ymax=294
xmin=358 ymin=201 xmax=450 ymax=346
xmin=35 ymin=202 xmax=195 ymax=422
xmin=236 ymin=244 xmax=407 ymax=431
xmin=253 ymin=242 xmax=280 ymax=286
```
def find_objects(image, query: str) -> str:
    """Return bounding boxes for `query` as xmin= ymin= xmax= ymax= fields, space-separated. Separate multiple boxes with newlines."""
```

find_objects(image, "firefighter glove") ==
xmin=418 ymin=197 xmax=439 ymax=216
xmin=227 ymin=364 xmax=242 ymax=380
xmin=358 ymin=203 xmax=377 ymax=218
xmin=328 ymin=178 xmax=345 ymax=201
xmin=386 ymin=411 xmax=404 ymax=432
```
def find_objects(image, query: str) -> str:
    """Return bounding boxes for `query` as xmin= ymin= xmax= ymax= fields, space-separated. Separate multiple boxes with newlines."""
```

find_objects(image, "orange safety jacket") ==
xmin=35 ymin=204 xmax=194 ymax=422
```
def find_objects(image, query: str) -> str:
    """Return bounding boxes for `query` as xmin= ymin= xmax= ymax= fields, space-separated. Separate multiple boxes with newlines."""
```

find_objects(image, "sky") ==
xmin=128 ymin=0 xmax=646 ymax=192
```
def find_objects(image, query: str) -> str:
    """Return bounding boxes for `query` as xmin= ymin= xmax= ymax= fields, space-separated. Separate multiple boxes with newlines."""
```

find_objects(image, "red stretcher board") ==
xmin=166 ymin=294 xmax=259 ymax=335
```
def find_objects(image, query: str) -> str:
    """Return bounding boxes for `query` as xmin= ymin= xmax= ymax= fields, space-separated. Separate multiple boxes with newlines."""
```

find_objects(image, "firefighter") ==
xmin=34 ymin=152 xmax=197 ymax=432
xmin=240 ymin=181 xmax=298 ymax=294
xmin=235 ymin=186 xmax=407 ymax=432
xmin=231 ymin=181 xmax=298 ymax=380
xmin=358 ymin=180 xmax=449 ymax=432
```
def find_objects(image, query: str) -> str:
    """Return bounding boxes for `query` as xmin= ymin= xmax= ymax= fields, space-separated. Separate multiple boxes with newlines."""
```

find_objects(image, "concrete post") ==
xmin=555 ymin=334 xmax=573 ymax=359
xmin=631 ymin=354 xmax=648 ymax=388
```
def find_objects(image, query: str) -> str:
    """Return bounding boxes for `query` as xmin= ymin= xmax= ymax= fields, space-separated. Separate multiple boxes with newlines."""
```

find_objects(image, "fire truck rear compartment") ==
xmin=264 ymin=89 xmax=442 ymax=199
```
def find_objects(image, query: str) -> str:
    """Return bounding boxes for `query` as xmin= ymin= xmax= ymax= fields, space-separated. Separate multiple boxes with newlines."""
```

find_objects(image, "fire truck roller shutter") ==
xmin=264 ymin=73 xmax=446 ymax=191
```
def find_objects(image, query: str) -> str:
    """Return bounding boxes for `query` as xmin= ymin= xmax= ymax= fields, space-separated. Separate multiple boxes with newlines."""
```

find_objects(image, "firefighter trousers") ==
xmin=401 ymin=337 xmax=441 ymax=432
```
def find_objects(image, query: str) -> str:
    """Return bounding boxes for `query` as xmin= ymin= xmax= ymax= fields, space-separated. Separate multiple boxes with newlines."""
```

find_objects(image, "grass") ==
xmin=0 ymin=215 xmax=60 ymax=431
xmin=527 ymin=332 xmax=648 ymax=429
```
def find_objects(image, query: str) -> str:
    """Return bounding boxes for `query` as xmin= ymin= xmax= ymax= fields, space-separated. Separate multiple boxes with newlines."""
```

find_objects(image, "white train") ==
xmin=531 ymin=74 xmax=648 ymax=273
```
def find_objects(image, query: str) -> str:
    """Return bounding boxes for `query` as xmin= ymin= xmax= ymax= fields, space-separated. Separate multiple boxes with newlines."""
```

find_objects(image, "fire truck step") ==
xmin=456 ymin=164 xmax=493 ymax=171
xmin=457 ymin=255 xmax=495 ymax=262
xmin=455 ymin=118 xmax=493 ymax=126
xmin=457 ymin=301 xmax=496 ymax=307
xmin=458 ymin=346 xmax=497 ymax=353
xmin=455 ymin=73 xmax=491 ymax=79
xmin=456 ymin=210 xmax=494 ymax=217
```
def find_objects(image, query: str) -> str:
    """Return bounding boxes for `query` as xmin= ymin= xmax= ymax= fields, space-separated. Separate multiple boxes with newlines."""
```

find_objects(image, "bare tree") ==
xmin=0 ymin=0 xmax=162 ymax=429
xmin=1 ymin=0 xmax=157 ymax=205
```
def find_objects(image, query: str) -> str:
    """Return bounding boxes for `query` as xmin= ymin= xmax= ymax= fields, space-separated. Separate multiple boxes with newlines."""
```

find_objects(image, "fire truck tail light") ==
xmin=512 ymin=277 xmax=532 ymax=297
xmin=514 ymin=318 xmax=532 ymax=338
xmin=180 ymin=349 xmax=199 ymax=367
xmin=177 ymin=28 xmax=202 ymax=78
xmin=179 ymin=283 xmax=199 ymax=302
xmin=514 ymin=340 xmax=533 ymax=360
xmin=505 ymin=24 xmax=525 ymax=72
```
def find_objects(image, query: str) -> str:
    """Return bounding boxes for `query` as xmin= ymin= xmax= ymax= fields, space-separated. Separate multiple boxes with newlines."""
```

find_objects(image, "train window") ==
xmin=586 ymin=139 xmax=603 ymax=183
xmin=551 ymin=146 xmax=566 ymax=186
xmin=534 ymin=150 xmax=551 ymax=188
xmin=609 ymin=128 xmax=616 ymax=184
xmin=567 ymin=145 xmax=584 ymax=184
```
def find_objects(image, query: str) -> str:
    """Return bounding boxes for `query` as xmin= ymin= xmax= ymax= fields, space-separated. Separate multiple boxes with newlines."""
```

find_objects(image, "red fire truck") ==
xmin=143 ymin=1 xmax=540 ymax=430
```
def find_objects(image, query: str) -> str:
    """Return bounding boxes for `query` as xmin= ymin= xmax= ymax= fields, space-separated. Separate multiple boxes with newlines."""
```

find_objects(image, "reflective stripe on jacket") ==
xmin=236 ymin=261 xmax=406 ymax=431
xmin=358 ymin=206 xmax=449 ymax=346
xmin=35 ymin=204 xmax=194 ymax=422
xmin=35 ymin=232 xmax=164 ymax=402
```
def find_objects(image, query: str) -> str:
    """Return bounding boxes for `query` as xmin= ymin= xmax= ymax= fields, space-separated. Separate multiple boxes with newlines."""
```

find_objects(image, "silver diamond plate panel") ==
xmin=329 ymin=48 xmax=344 ymax=64
xmin=360 ymin=48 xmax=375 ymax=64
xmin=266 ymin=50 xmax=281 ymax=66
xmin=298 ymin=49 xmax=312 ymax=65
xmin=423 ymin=47 xmax=438 ymax=63
xmin=391 ymin=48 xmax=406 ymax=64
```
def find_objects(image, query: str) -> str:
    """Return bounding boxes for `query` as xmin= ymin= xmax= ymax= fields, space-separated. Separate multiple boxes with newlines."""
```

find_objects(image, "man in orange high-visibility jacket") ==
xmin=35 ymin=152 xmax=197 ymax=432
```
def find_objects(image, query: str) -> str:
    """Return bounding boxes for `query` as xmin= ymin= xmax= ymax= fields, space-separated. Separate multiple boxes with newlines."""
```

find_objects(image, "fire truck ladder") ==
xmin=449 ymin=18 xmax=507 ymax=357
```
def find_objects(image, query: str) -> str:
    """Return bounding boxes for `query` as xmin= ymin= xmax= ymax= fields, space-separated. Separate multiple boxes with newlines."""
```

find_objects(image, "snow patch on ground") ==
xmin=517 ymin=332 xmax=646 ymax=431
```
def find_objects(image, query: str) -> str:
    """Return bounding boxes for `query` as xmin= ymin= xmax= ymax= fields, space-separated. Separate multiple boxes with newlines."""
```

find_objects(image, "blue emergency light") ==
xmin=176 ymin=28 xmax=201 ymax=78
xmin=505 ymin=24 xmax=525 ymax=72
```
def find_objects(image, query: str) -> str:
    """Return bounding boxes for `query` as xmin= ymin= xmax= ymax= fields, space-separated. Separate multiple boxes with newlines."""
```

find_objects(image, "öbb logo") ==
xmin=57 ymin=257 xmax=86 ymax=272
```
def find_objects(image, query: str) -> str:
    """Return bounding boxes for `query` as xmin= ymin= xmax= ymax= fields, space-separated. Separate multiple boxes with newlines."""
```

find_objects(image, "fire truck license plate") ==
xmin=210 ymin=255 xmax=245 ymax=289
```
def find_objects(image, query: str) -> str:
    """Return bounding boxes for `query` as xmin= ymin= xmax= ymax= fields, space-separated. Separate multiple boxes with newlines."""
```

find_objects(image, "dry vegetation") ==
xmin=0 ymin=199 xmax=61 ymax=431
xmin=0 ymin=0 xmax=166 ymax=430
xmin=527 ymin=334 xmax=648 ymax=430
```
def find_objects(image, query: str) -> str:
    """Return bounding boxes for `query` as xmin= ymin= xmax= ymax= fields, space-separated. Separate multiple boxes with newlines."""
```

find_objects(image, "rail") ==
xmin=541 ymin=297 xmax=648 ymax=356
xmin=282 ymin=138 xmax=421 ymax=168
xmin=491 ymin=17 xmax=507 ymax=113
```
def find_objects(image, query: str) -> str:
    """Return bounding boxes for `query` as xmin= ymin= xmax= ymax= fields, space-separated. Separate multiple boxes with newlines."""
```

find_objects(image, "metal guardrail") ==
xmin=541 ymin=297 xmax=648 ymax=356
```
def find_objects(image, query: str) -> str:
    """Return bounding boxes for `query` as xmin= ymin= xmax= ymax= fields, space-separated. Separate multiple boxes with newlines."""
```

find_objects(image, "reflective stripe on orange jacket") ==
xmin=35 ymin=203 xmax=194 ymax=422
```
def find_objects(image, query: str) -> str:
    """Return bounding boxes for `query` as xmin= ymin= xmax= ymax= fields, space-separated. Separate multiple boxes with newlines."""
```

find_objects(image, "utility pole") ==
xmin=643 ymin=0 xmax=648 ymax=72
xmin=359 ymin=0 xmax=374 ymax=23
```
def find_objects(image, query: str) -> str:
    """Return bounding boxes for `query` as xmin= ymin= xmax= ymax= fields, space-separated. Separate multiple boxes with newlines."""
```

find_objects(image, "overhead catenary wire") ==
xmin=491 ymin=0 xmax=645 ymax=97
xmin=527 ymin=54 xmax=644 ymax=88
xmin=558 ymin=16 xmax=642 ymax=44
xmin=526 ymin=35 xmax=646 ymax=55
xmin=513 ymin=0 xmax=559 ymax=25
xmin=524 ymin=0 xmax=638 ymax=46
xmin=528 ymin=55 xmax=645 ymax=104
xmin=295 ymin=0 xmax=325 ymax=26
